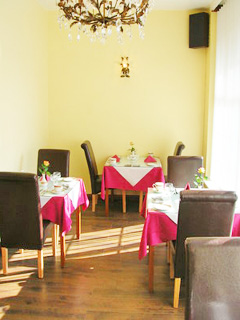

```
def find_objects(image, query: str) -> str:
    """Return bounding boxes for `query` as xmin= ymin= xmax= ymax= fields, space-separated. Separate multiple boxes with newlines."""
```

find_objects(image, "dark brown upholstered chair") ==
xmin=174 ymin=141 xmax=185 ymax=156
xmin=0 ymin=172 xmax=53 ymax=278
xmin=185 ymin=237 xmax=240 ymax=320
xmin=167 ymin=156 xmax=203 ymax=188
xmin=81 ymin=140 xmax=102 ymax=212
xmin=37 ymin=149 xmax=70 ymax=177
xmin=172 ymin=190 xmax=237 ymax=308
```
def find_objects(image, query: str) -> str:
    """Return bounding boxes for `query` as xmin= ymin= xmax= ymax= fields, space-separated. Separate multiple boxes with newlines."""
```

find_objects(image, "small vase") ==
xmin=42 ymin=173 xmax=46 ymax=182
xmin=131 ymin=150 xmax=136 ymax=156
xmin=197 ymin=183 xmax=204 ymax=189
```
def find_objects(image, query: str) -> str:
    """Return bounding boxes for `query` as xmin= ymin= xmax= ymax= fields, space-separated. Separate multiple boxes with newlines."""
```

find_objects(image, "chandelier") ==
xmin=57 ymin=0 xmax=154 ymax=43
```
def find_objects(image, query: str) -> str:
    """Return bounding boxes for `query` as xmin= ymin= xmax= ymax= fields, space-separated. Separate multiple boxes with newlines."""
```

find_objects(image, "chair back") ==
xmin=81 ymin=140 xmax=99 ymax=193
xmin=175 ymin=190 xmax=237 ymax=279
xmin=174 ymin=141 xmax=185 ymax=156
xmin=167 ymin=156 xmax=203 ymax=187
xmin=37 ymin=149 xmax=70 ymax=177
xmin=185 ymin=237 xmax=240 ymax=320
xmin=0 ymin=172 xmax=43 ymax=250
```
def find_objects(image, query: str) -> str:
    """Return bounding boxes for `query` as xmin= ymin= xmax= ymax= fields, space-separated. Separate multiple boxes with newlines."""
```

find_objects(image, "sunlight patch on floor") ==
xmin=3 ymin=224 xmax=144 ymax=265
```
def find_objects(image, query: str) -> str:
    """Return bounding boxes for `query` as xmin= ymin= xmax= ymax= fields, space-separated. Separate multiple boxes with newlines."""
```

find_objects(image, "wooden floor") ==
xmin=0 ymin=197 xmax=185 ymax=319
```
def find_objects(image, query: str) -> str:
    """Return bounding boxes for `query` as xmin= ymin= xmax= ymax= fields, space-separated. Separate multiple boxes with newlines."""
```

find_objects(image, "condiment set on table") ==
xmin=39 ymin=172 xmax=75 ymax=195
xmin=152 ymin=182 xmax=175 ymax=195
xmin=107 ymin=152 xmax=159 ymax=167
xmin=149 ymin=182 xmax=179 ymax=215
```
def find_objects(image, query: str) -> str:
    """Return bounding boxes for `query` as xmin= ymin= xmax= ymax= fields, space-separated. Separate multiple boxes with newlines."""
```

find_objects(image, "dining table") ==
xmin=139 ymin=187 xmax=240 ymax=290
xmin=101 ymin=155 xmax=165 ymax=215
xmin=40 ymin=177 xmax=89 ymax=267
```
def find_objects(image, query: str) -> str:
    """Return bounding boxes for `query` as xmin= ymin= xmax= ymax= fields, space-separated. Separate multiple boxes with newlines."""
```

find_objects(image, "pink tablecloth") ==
xmin=101 ymin=166 xmax=165 ymax=200
xmin=41 ymin=179 xmax=89 ymax=235
xmin=139 ymin=211 xmax=240 ymax=260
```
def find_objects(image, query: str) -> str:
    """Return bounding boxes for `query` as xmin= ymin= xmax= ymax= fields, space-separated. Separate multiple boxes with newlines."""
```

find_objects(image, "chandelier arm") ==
xmin=120 ymin=4 xmax=131 ymax=18
xmin=113 ymin=0 xmax=120 ymax=11
xmin=95 ymin=0 xmax=104 ymax=20
xmin=88 ymin=0 xmax=99 ymax=8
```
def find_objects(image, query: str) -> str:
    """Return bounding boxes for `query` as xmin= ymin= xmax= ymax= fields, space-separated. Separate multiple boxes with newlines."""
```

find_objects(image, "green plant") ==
xmin=194 ymin=167 xmax=208 ymax=188
xmin=39 ymin=160 xmax=51 ymax=176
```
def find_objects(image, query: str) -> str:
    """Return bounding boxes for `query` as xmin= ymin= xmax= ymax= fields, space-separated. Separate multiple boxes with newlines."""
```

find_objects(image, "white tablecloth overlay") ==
xmin=106 ymin=156 xmax=162 ymax=187
xmin=40 ymin=180 xmax=80 ymax=208
xmin=147 ymin=188 xmax=182 ymax=224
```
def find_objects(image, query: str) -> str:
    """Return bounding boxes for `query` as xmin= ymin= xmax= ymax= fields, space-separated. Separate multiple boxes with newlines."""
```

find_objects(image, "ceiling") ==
xmin=37 ymin=0 xmax=219 ymax=11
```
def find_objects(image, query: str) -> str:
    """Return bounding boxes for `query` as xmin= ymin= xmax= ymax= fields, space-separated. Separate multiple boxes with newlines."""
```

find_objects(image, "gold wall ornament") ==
xmin=57 ymin=0 xmax=154 ymax=43
xmin=120 ymin=57 xmax=130 ymax=77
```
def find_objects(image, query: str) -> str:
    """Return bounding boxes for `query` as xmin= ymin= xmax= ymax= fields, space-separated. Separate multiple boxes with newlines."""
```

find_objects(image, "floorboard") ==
xmin=0 ymin=197 xmax=184 ymax=319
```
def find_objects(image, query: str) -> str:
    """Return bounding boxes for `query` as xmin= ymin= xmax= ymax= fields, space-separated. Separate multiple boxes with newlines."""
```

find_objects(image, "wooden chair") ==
xmin=37 ymin=148 xmax=70 ymax=177
xmin=185 ymin=237 xmax=240 ymax=319
xmin=173 ymin=141 xmax=185 ymax=156
xmin=165 ymin=142 xmax=186 ymax=182
xmin=81 ymin=140 xmax=102 ymax=212
xmin=167 ymin=156 xmax=203 ymax=188
xmin=0 ymin=172 xmax=53 ymax=279
xmin=172 ymin=190 xmax=237 ymax=308
xmin=37 ymin=149 xmax=81 ymax=244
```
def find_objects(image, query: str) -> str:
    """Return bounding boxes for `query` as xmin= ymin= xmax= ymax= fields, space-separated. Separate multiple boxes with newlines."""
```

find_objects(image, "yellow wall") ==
xmin=48 ymin=10 xmax=207 ymax=192
xmin=0 ymin=0 xmax=49 ymax=173
xmin=0 ymin=3 xmax=214 ymax=191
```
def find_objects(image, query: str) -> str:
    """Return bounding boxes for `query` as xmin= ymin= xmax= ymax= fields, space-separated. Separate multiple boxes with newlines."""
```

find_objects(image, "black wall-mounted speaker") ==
xmin=189 ymin=12 xmax=209 ymax=48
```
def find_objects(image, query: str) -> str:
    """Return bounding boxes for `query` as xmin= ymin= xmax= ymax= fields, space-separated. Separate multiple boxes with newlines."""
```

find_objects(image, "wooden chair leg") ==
xmin=170 ymin=253 xmax=174 ymax=279
xmin=139 ymin=190 xmax=143 ymax=213
xmin=76 ymin=206 xmax=82 ymax=240
xmin=95 ymin=194 xmax=98 ymax=204
xmin=105 ymin=189 xmax=109 ymax=217
xmin=173 ymin=278 xmax=181 ymax=308
xmin=111 ymin=189 xmax=114 ymax=202
xmin=92 ymin=194 xmax=96 ymax=212
xmin=169 ymin=241 xmax=175 ymax=279
xmin=149 ymin=245 xmax=154 ymax=293
xmin=52 ymin=224 xmax=58 ymax=256
xmin=166 ymin=241 xmax=170 ymax=264
xmin=122 ymin=190 xmax=126 ymax=213
xmin=60 ymin=234 xmax=66 ymax=268
xmin=1 ymin=247 xmax=8 ymax=275
xmin=38 ymin=249 xmax=44 ymax=279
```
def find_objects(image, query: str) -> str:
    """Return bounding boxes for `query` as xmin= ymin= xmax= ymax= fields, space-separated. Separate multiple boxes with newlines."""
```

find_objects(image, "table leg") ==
xmin=52 ymin=224 xmax=59 ymax=257
xmin=76 ymin=206 xmax=82 ymax=240
xmin=105 ymin=188 xmax=109 ymax=217
xmin=139 ymin=190 xmax=143 ymax=213
xmin=60 ymin=233 xmax=66 ymax=268
xmin=122 ymin=190 xmax=126 ymax=213
xmin=149 ymin=245 xmax=154 ymax=293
